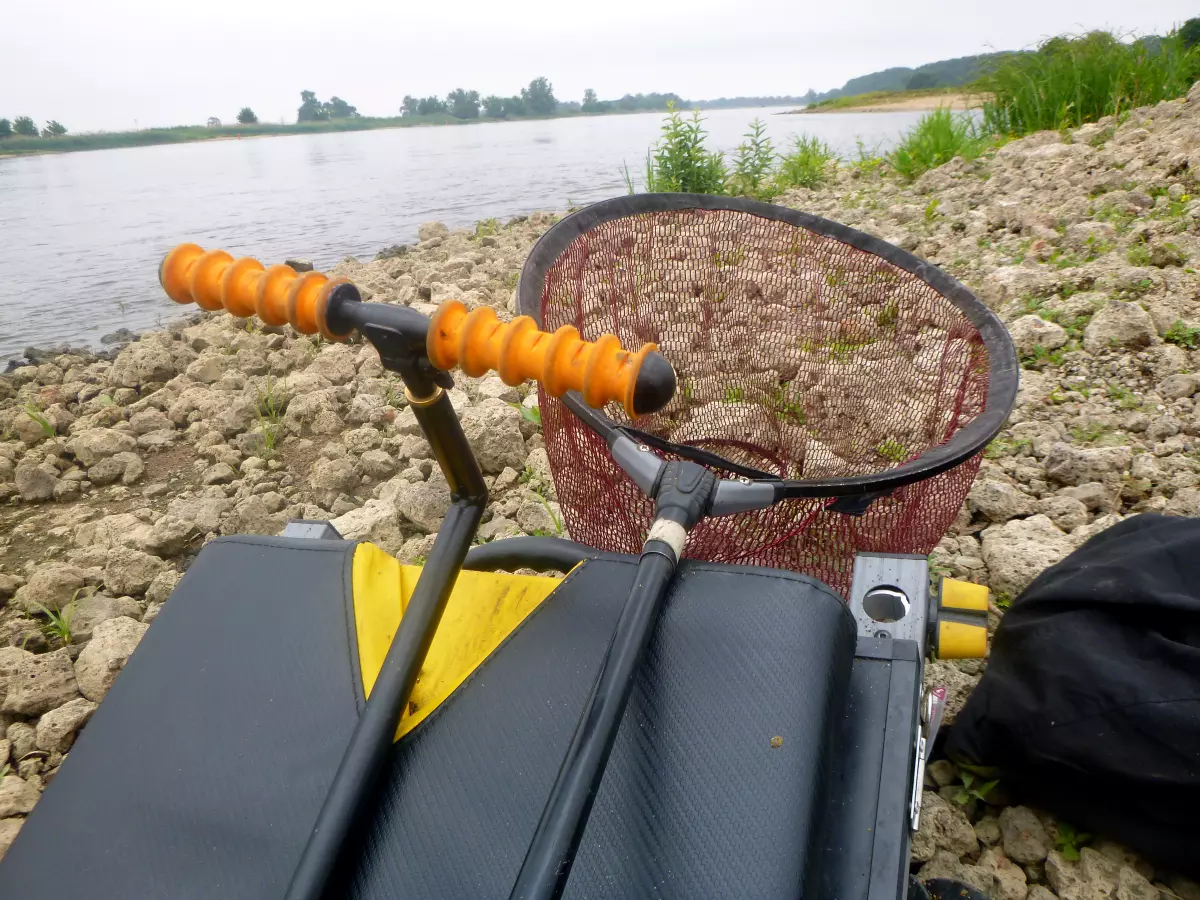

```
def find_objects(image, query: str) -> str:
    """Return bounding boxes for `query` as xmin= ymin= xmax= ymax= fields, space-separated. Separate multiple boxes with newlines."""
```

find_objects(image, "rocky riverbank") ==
xmin=1 ymin=83 xmax=1199 ymax=896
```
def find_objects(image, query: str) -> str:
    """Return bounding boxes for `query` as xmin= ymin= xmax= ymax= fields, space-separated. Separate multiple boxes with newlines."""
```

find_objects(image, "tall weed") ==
xmin=776 ymin=135 xmax=838 ymax=189
xmin=888 ymin=108 xmax=985 ymax=181
xmin=727 ymin=119 xmax=778 ymax=200
xmin=632 ymin=102 xmax=727 ymax=194
xmin=979 ymin=30 xmax=1200 ymax=134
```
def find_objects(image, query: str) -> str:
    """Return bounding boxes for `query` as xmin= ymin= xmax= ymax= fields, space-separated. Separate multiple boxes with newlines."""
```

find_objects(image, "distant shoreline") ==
xmin=0 ymin=103 xmax=804 ymax=160
xmin=789 ymin=89 xmax=982 ymax=115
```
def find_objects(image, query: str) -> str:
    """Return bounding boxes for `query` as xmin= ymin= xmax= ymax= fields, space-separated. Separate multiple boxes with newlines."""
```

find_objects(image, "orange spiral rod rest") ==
xmin=158 ymin=243 xmax=351 ymax=341
xmin=428 ymin=300 xmax=659 ymax=419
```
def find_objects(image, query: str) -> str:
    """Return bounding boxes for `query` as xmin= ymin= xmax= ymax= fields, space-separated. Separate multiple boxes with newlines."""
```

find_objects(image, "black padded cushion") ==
xmin=339 ymin=558 xmax=856 ymax=900
xmin=0 ymin=542 xmax=855 ymax=900
xmin=0 ymin=536 xmax=362 ymax=900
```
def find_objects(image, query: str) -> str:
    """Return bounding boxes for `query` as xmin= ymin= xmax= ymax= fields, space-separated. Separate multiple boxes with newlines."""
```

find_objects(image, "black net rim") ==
xmin=517 ymin=194 xmax=1018 ymax=498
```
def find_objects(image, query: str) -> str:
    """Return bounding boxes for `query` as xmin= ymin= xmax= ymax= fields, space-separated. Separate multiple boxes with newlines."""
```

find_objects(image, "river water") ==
xmin=0 ymin=107 xmax=929 ymax=360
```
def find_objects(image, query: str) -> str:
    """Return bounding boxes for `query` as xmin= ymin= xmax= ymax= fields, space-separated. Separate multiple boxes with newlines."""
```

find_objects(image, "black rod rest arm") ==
xmin=325 ymin=283 xmax=454 ymax=399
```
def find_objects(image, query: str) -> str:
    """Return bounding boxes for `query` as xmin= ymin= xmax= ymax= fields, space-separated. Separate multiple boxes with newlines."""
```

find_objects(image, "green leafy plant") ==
xmin=1164 ymin=320 xmax=1200 ymax=349
xmin=724 ymin=385 xmax=746 ymax=403
xmin=923 ymin=198 xmax=942 ymax=224
xmin=1054 ymin=822 xmax=1093 ymax=861
xmin=954 ymin=772 xmax=999 ymax=806
xmin=726 ymin=119 xmax=779 ymax=200
xmin=888 ymin=108 xmax=986 ymax=181
xmin=23 ymin=403 xmax=54 ymax=437
xmin=628 ymin=103 xmax=727 ymax=195
xmin=1126 ymin=243 xmax=1152 ymax=267
xmin=851 ymin=139 xmax=886 ymax=177
xmin=1106 ymin=382 xmax=1138 ymax=408
xmin=876 ymin=439 xmax=908 ymax=462
xmin=712 ymin=247 xmax=745 ymax=268
xmin=776 ymin=134 xmax=837 ymax=190
xmin=33 ymin=595 xmax=78 ymax=645
xmin=508 ymin=402 xmax=541 ymax=426
xmin=875 ymin=300 xmax=900 ymax=327
xmin=984 ymin=436 xmax=1032 ymax=459
xmin=472 ymin=218 xmax=499 ymax=240
xmin=771 ymin=388 xmax=806 ymax=424
xmin=1022 ymin=343 xmax=1067 ymax=368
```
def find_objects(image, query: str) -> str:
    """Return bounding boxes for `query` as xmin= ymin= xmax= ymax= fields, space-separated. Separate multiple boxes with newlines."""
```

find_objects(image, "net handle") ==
xmin=520 ymin=194 xmax=1019 ymax=500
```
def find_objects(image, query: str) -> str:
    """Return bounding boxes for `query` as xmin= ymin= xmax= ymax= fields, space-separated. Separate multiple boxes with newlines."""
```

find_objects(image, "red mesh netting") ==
xmin=536 ymin=207 xmax=988 ymax=598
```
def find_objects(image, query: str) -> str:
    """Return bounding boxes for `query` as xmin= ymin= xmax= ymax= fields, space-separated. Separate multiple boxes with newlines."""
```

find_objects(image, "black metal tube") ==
xmin=508 ymin=544 xmax=678 ymax=900
xmin=284 ymin=388 xmax=485 ymax=900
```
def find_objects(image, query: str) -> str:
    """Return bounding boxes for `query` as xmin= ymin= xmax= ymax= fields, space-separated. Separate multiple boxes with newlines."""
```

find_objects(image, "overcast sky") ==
xmin=3 ymin=1 xmax=1196 ymax=132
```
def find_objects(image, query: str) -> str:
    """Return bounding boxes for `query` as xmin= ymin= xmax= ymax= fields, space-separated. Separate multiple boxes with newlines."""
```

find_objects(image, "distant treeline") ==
xmin=799 ymin=53 xmax=1023 ymax=105
xmin=396 ymin=79 xmax=803 ymax=121
xmin=800 ymin=21 xmax=1200 ymax=107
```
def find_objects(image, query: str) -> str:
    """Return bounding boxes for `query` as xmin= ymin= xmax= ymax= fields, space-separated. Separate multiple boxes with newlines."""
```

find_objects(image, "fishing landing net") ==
xmin=518 ymin=196 xmax=1016 ymax=598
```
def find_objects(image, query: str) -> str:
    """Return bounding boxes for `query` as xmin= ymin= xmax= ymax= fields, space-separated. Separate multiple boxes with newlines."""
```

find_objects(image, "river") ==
xmin=0 ymin=107 xmax=930 ymax=360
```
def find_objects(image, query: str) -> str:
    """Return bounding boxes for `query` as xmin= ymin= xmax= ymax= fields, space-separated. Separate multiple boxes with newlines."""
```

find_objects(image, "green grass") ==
xmin=802 ymin=87 xmax=965 ymax=112
xmin=1106 ymin=382 xmax=1140 ymax=408
xmin=775 ymin=135 xmax=838 ymax=190
xmin=851 ymin=140 xmax=887 ymax=177
xmin=254 ymin=375 xmax=284 ymax=458
xmin=887 ymin=108 xmax=988 ymax=181
xmin=1022 ymin=343 xmax=1067 ymax=368
xmin=978 ymin=30 xmax=1200 ymax=135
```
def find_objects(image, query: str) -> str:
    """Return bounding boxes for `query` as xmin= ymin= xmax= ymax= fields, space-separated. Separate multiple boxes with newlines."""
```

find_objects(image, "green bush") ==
xmin=630 ymin=103 xmax=727 ymax=194
xmin=978 ymin=30 xmax=1200 ymax=135
xmin=776 ymin=135 xmax=838 ymax=189
xmin=888 ymin=108 xmax=984 ymax=181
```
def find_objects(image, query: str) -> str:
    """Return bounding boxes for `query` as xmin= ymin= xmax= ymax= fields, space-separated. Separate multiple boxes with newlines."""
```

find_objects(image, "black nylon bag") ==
xmin=945 ymin=513 xmax=1200 ymax=875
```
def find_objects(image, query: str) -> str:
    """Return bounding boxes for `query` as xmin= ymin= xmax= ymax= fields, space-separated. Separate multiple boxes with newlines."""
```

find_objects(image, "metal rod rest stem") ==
xmin=284 ymin=390 xmax=486 ymax=900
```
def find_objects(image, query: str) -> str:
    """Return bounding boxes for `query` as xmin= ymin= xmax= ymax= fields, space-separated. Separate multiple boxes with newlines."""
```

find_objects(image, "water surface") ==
xmin=0 ymin=108 xmax=929 ymax=360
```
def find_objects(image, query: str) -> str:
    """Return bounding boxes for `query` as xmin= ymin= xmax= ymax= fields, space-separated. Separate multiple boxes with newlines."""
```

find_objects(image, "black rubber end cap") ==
xmin=631 ymin=351 xmax=676 ymax=417
xmin=323 ymin=282 xmax=362 ymax=338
